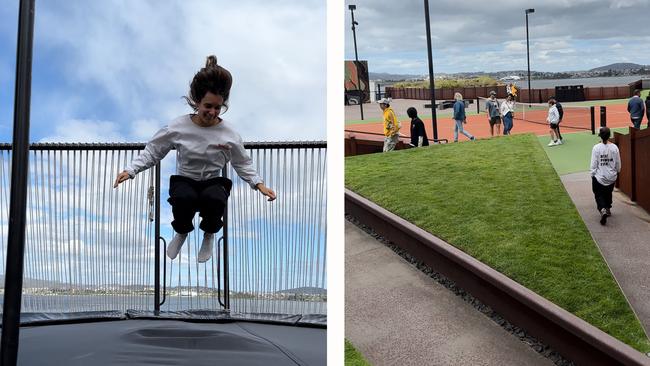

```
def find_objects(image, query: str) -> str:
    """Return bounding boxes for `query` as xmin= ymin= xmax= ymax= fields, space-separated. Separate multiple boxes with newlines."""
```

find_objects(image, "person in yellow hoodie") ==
xmin=378 ymin=97 xmax=401 ymax=152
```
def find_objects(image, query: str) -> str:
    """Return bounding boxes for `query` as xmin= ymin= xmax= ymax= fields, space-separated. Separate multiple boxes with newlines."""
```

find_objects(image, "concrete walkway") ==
xmin=561 ymin=172 xmax=650 ymax=335
xmin=345 ymin=221 xmax=553 ymax=366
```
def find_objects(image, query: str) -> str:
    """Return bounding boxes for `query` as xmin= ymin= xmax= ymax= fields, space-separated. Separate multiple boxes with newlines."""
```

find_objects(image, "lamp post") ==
xmin=424 ymin=0 xmax=438 ymax=140
xmin=349 ymin=5 xmax=364 ymax=120
xmin=525 ymin=8 xmax=535 ymax=106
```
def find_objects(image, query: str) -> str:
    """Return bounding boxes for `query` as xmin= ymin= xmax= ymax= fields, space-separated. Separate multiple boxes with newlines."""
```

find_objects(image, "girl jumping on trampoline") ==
xmin=113 ymin=55 xmax=276 ymax=263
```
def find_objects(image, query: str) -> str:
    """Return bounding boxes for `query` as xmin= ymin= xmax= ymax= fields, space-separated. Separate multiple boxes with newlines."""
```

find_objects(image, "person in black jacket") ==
xmin=406 ymin=107 xmax=429 ymax=147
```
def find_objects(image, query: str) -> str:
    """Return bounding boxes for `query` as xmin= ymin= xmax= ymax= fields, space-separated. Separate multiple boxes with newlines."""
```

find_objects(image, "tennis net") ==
xmin=477 ymin=97 xmax=595 ymax=133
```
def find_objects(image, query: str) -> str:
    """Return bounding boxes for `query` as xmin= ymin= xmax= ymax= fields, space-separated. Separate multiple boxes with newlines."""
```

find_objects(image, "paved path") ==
xmin=345 ymin=221 xmax=553 ymax=366
xmin=561 ymin=172 xmax=650 ymax=335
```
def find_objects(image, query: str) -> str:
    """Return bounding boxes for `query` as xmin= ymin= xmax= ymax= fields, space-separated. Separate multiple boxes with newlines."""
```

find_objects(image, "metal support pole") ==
xmin=221 ymin=167 xmax=230 ymax=310
xmin=525 ymin=9 xmax=535 ymax=106
xmin=424 ymin=0 xmax=438 ymax=140
xmin=154 ymin=163 xmax=161 ymax=315
xmin=349 ymin=5 xmax=364 ymax=120
xmin=1 ymin=0 xmax=35 ymax=364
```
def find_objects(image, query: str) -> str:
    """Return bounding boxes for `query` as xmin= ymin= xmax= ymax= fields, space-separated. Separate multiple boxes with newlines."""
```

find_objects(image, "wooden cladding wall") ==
xmin=614 ymin=128 xmax=650 ymax=213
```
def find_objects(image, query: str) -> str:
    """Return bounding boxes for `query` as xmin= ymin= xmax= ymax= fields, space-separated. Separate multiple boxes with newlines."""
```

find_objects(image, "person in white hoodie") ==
xmin=113 ymin=55 xmax=276 ymax=262
xmin=546 ymin=98 xmax=562 ymax=146
xmin=590 ymin=127 xmax=621 ymax=225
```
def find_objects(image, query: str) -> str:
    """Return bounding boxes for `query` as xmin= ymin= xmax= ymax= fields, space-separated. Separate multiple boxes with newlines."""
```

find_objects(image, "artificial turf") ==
xmin=345 ymin=339 xmax=372 ymax=366
xmin=345 ymin=133 xmax=650 ymax=352
xmin=539 ymin=127 xmax=633 ymax=175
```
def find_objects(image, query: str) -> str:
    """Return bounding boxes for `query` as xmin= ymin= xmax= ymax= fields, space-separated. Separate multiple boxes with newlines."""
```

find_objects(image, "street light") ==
xmin=349 ymin=4 xmax=364 ymax=120
xmin=423 ymin=0 xmax=438 ymax=140
xmin=525 ymin=8 xmax=535 ymax=106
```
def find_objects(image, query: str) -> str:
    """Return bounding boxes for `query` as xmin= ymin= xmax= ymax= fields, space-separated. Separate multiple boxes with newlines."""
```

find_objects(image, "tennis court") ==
xmin=345 ymin=97 xmax=638 ymax=142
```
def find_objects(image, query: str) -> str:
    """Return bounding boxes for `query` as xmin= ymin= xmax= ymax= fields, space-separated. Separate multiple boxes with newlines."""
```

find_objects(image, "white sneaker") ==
xmin=556 ymin=139 xmax=563 ymax=145
xmin=547 ymin=140 xmax=555 ymax=146
xmin=198 ymin=232 xmax=215 ymax=263
xmin=167 ymin=233 xmax=188 ymax=260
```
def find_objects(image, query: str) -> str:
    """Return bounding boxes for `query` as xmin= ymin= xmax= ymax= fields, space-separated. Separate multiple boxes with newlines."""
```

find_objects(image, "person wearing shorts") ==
xmin=485 ymin=91 xmax=501 ymax=136
xmin=547 ymin=98 xmax=562 ymax=146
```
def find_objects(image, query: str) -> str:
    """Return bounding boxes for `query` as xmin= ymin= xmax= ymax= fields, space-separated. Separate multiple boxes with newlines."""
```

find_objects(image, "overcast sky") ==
xmin=344 ymin=0 xmax=650 ymax=75
xmin=1 ymin=0 xmax=326 ymax=143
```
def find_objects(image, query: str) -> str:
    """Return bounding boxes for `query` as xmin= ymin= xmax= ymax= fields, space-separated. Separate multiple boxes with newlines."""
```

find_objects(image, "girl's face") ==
xmin=196 ymin=91 xmax=225 ymax=126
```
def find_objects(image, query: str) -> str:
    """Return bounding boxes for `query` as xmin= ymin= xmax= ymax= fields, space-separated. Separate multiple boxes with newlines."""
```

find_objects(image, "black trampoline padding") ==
xmin=18 ymin=319 xmax=326 ymax=365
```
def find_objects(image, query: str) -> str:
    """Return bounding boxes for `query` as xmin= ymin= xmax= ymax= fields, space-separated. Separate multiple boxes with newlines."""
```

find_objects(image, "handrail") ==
xmin=0 ymin=141 xmax=327 ymax=151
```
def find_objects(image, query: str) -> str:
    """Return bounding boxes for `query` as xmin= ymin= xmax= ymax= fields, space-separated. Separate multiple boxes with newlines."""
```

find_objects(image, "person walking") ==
xmin=379 ymin=98 xmax=401 ymax=152
xmin=500 ymin=94 xmax=516 ymax=135
xmin=627 ymin=89 xmax=645 ymax=129
xmin=590 ymin=127 xmax=621 ymax=225
xmin=406 ymin=107 xmax=429 ymax=147
xmin=485 ymin=91 xmax=501 ymax=136
xmin=453 ymin=92 xmax=475 ymax=142
xmin=552 ymin=97 xmax=564 ymax=143
xmin=645 ymin=94 xmax=650 ymax=128
xmin=114 ymin=55 xmax=277 ymax=263
xmin=547 ymin=98 xmax=562 ymax=146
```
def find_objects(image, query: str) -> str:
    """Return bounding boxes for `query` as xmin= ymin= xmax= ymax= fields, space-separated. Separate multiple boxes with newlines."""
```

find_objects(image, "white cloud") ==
xmin=28 ymin=0 xmax=325 ymax=142
xmin=39 ymin=119 xmax=125 ymax=143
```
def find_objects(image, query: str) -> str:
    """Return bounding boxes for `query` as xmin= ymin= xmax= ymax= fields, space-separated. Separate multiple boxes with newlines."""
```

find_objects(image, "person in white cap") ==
xmin=114 ymin=55 xmax=276 ymax=263
xmin=378 ymin=97 xmax=401 ymax=152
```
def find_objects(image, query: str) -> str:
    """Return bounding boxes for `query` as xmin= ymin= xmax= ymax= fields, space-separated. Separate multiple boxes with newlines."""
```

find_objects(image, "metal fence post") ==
xmin=154 ymin=163 xmax=161 ymax=315
xmin=221 ymin=167 xmax=230 ymax=310
xmin=1 ymin=0 xmax=35 ymax=364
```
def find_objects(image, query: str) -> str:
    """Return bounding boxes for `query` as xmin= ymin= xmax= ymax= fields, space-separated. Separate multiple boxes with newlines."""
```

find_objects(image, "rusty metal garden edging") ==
xmin=345 ymin=188 xmax=650 ymax=366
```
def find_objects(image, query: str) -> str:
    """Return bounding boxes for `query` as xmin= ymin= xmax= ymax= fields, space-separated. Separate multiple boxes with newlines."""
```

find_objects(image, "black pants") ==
xmin=167 ymin=175 xmax=232 ymax=234
xmin=592 ymin=177 xmax=614 ymax=212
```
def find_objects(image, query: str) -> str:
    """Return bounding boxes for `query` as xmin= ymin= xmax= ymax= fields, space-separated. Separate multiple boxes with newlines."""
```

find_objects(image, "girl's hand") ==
xmin=113 ymin=171 xmax=130 ymax=188
xmin=256 ymin=183 xmax=277 ymax=201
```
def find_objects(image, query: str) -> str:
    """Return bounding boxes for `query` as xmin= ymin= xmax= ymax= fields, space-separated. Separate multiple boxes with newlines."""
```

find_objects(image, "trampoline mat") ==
xmin=17 ymin=319 xmax=326 ymax=365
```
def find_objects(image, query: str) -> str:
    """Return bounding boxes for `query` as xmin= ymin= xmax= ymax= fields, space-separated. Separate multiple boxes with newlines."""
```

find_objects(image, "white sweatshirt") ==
xmin=125 ymin=115 xmax=263 ymax=188
xmin=590 ymin=142 xmax=621 ymax=186
xmin=500 ymin=100 xmax=515 ymax=115
xmin=547 ymin=105 xmax=559 ymax=124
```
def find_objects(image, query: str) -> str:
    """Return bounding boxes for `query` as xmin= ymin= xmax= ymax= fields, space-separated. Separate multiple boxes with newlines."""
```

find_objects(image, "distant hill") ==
xmin=277 ymin=287 xmax=326 ymax=295
xmin=369 ymin=72 xmax=423 ymax=81
xmin=589 ymin=63 xmax=647 ymax=72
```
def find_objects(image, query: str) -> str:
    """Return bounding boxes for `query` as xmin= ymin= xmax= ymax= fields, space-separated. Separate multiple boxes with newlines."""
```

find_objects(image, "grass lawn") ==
xmin=345 ymin=133 xmax=650 ymax=352
xmin=345 ymin=339 xmax=371 ymax=366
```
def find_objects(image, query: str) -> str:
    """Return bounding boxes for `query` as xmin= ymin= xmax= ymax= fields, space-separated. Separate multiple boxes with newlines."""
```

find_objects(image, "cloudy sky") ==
xmin=344 ymin=0 xmax=650 ymax=75
xmin=1 ymin=0 xmax=326 ymax=143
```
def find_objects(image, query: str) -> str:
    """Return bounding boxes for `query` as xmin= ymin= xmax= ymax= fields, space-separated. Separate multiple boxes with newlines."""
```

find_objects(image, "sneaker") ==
xmin=167 ymin=233 xmax=188 ymax=260
xmin=548 ymin=140 xmax=555 ymax=146
xmin=605 ymin=208 xmax=611 ymax=217
xmin=198 ymin=232 xmax=215 ymax=263
xmin=556 ymin=139 xmax=563 ymax=145
xmin=600 ymin=208 xmax=608 ymax=225
xmin=470 ymin=136 xmax=476 ymax=141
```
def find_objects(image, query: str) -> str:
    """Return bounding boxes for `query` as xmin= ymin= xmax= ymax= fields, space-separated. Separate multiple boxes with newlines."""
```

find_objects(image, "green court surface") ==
xmin=538 ymin=127 xmax=630 ymax=175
